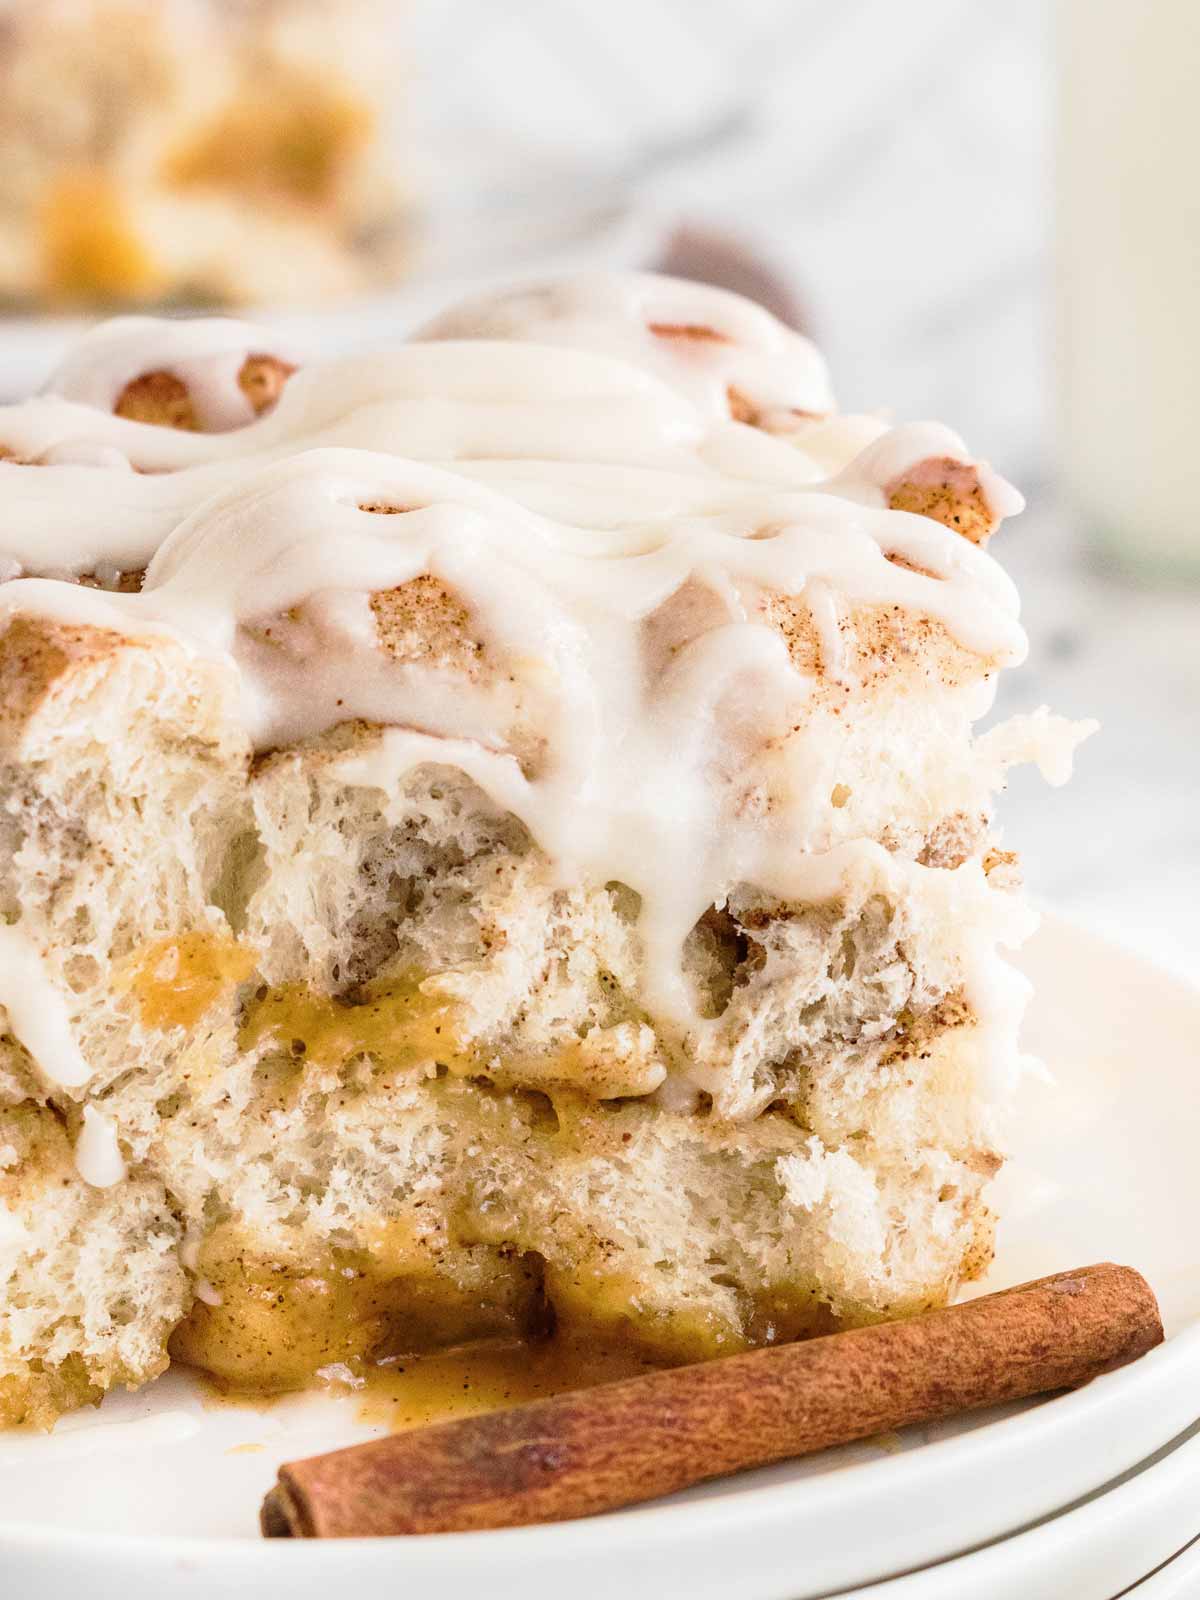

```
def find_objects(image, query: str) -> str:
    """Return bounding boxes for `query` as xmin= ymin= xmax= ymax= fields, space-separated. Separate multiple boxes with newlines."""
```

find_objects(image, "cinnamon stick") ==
xmin=260 ymin=1262 xmax=1162 ymax=1538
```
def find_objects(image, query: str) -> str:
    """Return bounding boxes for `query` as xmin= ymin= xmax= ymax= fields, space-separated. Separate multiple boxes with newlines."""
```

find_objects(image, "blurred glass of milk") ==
xmin=1058 ymin=2 xmax=1200 ymax=578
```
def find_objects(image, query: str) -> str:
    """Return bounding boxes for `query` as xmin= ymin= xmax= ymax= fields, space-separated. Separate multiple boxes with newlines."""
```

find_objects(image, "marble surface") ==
xmin=420 ymin=0 xmax=1049 ymax=475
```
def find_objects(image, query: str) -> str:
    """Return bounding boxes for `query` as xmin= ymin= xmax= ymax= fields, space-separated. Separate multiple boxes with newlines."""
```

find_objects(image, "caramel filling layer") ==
xmin=353 ymin=1337 xmax=666 ymax=1433
xmin=171 ymin=1245 xmax=841 ymax=1400
xmin=171 ymin=1225 xmax=549 ymax=1393
xmin=129 ymin=933 xmax=258 ymax=1031
xmin=116 ymin=933 xmax=947 ymax=1398
xmin=238 ymin=976 xmax=465 ymax=1075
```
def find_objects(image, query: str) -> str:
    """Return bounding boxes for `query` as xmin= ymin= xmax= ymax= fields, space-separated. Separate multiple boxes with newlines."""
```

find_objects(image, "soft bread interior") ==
xmin=0 ymin=621 xmax=1018 ymax=1422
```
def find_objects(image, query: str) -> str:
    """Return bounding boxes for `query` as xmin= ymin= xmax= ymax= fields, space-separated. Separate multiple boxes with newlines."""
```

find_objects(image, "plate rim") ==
xmin=3 ymin=1323 xmax=1198 ymax=1559
xmin=851 ymin=1418 xmax=1200 ymax=1599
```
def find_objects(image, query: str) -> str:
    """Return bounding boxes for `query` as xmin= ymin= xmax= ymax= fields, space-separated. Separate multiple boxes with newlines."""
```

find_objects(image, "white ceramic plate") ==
xmin=1125 ymin=1530 xmax=1200 ymax=1597
xmin=1 ymin=912 xmax=1198 ymax=1600
xmin=834 ymin=1419 xmax=1200 ymax=1600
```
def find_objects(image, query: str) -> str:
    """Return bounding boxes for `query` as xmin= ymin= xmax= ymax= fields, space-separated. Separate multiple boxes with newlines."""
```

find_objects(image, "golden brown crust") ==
xmin=238 ymin=354 xmax=297 ymax=416
xmin=114 ymin=355 xmax=295 ymax=432
xmin=0 ymin=614 xmax=135 ymax=739
xmin=756 ymin=589 xmax=824 ymax=677
xmin=645 ymin=324 xmax=763 ymax=425
xmin=727 ymin=386 xmax=759 ymax=425
xmin=852 ymin=606 xmax=987 ymax=692
xmin=369 ymin=578 xmax=485 ymax=675
xmin=0 ymin=613 xmax=239 ymax=766
xmin=354 ymin=506 xmax=487 ymax=677
xmin=114 ymin=370 xmax=198 ymax=431
xmin=647 ymin=322 xmax=730 ymax=344
xmin=887 ymin=457 xmax=1000 ymax=546
xmin=756 ymin=591 xmax=992 ymax=691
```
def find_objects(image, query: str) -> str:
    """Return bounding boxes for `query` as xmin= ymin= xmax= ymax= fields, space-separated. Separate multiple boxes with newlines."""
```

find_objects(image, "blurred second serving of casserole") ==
xmin=0 ymin=0 xmax=414 ymax=310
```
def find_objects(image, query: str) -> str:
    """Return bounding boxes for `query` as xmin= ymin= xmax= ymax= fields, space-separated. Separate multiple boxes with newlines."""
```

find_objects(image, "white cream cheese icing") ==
xmin=0 ymin=925 xmax=92 ymax=1089
xmin=0 ymin=272 xmax=1080 ymax=1101
xmin=45 ymin=315 xmax=300 ymax=432
xmin=73 ymin=1106 xmax=127 ymax=1188
xmin=415 ymin=271 xmax=837 ymax=426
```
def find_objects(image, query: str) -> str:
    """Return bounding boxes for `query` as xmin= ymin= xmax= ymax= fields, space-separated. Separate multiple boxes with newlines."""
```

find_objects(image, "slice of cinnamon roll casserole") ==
xmin=0 ymin=278 xmax=1093 ymax=1426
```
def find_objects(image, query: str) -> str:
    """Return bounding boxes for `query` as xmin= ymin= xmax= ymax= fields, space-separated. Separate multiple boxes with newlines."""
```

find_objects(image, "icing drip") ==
xmin=333 ymin=730 xmax=1038 ymax=1040
xmin=0 ymin=925 xmax=92 ymax=1088
xmin=74 ymin=1106 xmax=127 ymax=1188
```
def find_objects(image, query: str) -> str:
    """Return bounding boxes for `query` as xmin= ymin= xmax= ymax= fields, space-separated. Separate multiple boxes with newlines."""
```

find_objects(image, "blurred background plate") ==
xmin=0 ymin=196 xmax=664 ymax=401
